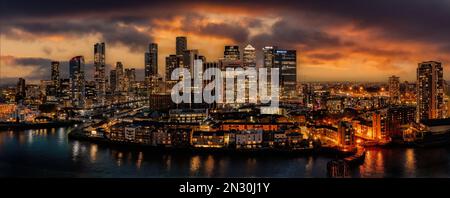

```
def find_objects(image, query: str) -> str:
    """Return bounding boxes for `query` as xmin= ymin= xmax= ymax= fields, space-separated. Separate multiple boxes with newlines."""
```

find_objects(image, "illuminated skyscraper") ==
xmin=183 ymin=49 xmax=203 ymax=72
xmin=145 ymin=43 xmax=158 ymax=77
xmin=16 ymin=78 xmax=26 ymax=103
xmin=176 ymin=36 xmax=187 ymax=56
xmin=274 ymin=50 xmax=297 ymax=99
xmin=388 ymin=75 xmax=400 ymax=104
xmin=243 ymin=44 xmax=256 ymax=68
xmin=115 ymin=62 xmax=124 ymax=92
xmin=224 ymin=46 xmax=240 ymax=61
xmin=51 ymin=61 xmax=60 ymax=89
xmin=110 ymin=70 xmax=116 ymax=93
xmin=94 ymin=42 xmax=106 ymax=103
xmin=166 ymin=55 xmax=180 ymax=82
xmin=69 ymin=56 xmax=85 ymax=107
xmin=417 ymin=61 xmax=445 ymax=121
xmin=263 ymin=46 xmax=276 ymax=69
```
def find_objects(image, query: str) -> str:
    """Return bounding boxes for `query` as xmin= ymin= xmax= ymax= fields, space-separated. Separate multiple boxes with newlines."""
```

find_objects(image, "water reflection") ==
xmin=90 ymin=144 xmax=98 ymax=162
xmin=404 ymin=149 xmax=416 ymax=176
xmin=72 ymin=141 xmax=80 ymax=161
xmin=190 ymin=155 xmax=201 ymax=176
xmin=2 ymin=128 xmax=450 ymax=177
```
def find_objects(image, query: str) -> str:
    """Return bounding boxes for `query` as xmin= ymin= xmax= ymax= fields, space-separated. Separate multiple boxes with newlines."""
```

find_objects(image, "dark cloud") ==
xmin=250 ymin=19 xmax=346 ymax=50
xmin=197 ymin=23 xmax=250 ymax=43
xmin=2 ymin=20 xmax=152 ymax=52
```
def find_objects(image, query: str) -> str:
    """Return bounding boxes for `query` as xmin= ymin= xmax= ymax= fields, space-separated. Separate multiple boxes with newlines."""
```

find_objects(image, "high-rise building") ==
xmin=110 ymin=70 xmax=117 ymax=93
xmin=125 ymin=68 xmax=136 ymax=82
xmin=59 ymin=78 xmax=71 ymax=107
xmin=115 ymin=62 xmax=124 ymax=92
xmin=94 ymin=42 xmax=106 ymax=103
xmin=262 ymin=46 xmax=277 ymax=94
xmin=51 ymin=61 xmax=60 ymax=89
xmin=263 ymin=46 xmax=276 ymax=69
xmin=417 ymin=61 xmax=444 ymax=122
xmin=372 ymin=110 xmax=387 ymax=140
xmin=124 ymin=68 xmax=136 ymax=92
xmin=145 ymin=43 xmax=158 ymax=77
xmin=274 ymin=50 xmax=297 ymax=99
xmin=176 ymin=36 xmax=187 ymax=56
xmin=69 ymin=56 xmax=85 ymax=107
xmin=16 ymin=78 xmax=26 ymax=103
xmin=388 ymin=75 xmax=400 ymax=104
xmin=224 ymin=46 xmax=240 ymax=61
xmin=243 ymin=44 xmax=256 ymax=68
xmin=337 ymin=121 xmax=355 ymax=149
xmin=183 ymin=49 xmax=201 ymax=71
xmin=166 ymin=55 xmax=180 ymax=82
xmin=386 ymin=106 xmax=416 ymax=138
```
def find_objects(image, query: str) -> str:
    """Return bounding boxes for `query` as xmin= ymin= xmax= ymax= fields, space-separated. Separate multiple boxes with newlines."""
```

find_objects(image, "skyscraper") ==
xmin=243 ymin=44 xmax=256 ymax=68
xmin=337 ymin=121 xmax=355 ymax=149
xmin=51 ymin=61 xmax=60 ymax=89
xmin=183 ymin=49 xmax=201 ymax=71
xmin=263 ymin=46 xmax=276 ymax=69
xmin=274 ymin=50 xmax=297 ymax=99
xmin=69 ymin=56 xmax=85 ymax=107
xmin=176 ymin=36 xmax=187 ymax=56
xmin=388 ymin=75 xmax=400 ymax=104
xmin=145 ymin=43 xmax=158 ymax=77
xmin=417 ymin=61 xmax=444 ymax=122
xmin=16 ymin=78 xmax=26 ymax=103
xmin=166 ymin=55 xmax=180 ymax=81
xmin=224 ymin=46 xmax=240 ymax=61
xmin=115 ymin=62 xmax=124 ymax=92
xmin=110 ymin=70 xmax=117 ymax=93
xmin=94 ymin=42 xmax=106 ymax=103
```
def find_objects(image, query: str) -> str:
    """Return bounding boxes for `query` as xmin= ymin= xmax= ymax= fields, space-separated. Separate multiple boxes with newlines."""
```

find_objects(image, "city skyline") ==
xmin=2 ymin=0 xmax=450 ymax=85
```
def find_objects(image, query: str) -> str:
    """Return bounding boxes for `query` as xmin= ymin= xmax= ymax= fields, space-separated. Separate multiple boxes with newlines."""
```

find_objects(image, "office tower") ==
xmin=145 ymin=43 xmax=158 ymax=77
xmin=263 ymin=46 xmax=276 ymax=69
xmin=183 ymin=49 xmax=200 ymax=71
xmin=84 ymin=81 xmax=96 ymax=100
xmin=110 ymin=70 xmax=117 ymax=93
xmin=274 ymin=50 xmax=297 ymax=99
xmin=262 ymin=46 xmax=277 ymax=94
xmin=125 ymin=68 xmax=136 ymax=82
xmin=417 ymin=61 xmax=444 ymax=122
xmin=224 ymin=45 xmax=240 ymax=61
xmin=94 ymin=42 xmax=106 ymax=102
xmin=15 ymin=78 xmax=26 ymax=103
xmin=166 ymin=55 xmax=180 ymax=81
xmin=337 ymin=121 xmax=355 ymax=148
xmin=176 ymin=36 xmax=187 ymax=56
xmin=59 ymin=78 xmax=71 ymax=107
xmin=51 ymin=61 xmax=60 ymax=89
xmin=388 ymin=75 xmax=400 ymax=104
xmin=124 ymin=68 xmax=136 ymax=92
xmin=243 ymin=44 xmax=256 ymax=68
xmin=69 ymin=56 xmax=85 ymax=107
xmin=115 ymin=62 xmax=124 ymax=92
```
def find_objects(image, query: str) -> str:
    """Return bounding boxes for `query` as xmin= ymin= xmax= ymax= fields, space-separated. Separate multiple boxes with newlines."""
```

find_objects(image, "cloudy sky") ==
xmin=1 ymin=0 xmax=450 ymax=85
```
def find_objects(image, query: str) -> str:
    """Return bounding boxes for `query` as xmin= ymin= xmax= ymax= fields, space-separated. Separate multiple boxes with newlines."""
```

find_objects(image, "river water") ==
xmin=1 ymin=127 xmax=450 ymax=177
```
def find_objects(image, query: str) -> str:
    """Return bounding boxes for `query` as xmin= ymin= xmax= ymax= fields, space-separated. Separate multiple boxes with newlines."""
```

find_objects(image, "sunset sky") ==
xmin=1 ymin=0 xmax=450 ymax=85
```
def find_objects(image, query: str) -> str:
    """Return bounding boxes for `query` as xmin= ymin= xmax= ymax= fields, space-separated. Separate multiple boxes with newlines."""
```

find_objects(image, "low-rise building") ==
xmin=235 ymin=130 xmax=263 ymax=149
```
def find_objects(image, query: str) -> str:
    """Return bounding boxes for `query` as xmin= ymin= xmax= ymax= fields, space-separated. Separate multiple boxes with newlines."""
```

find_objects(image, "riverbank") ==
xmin=0 ymin=120 xmax=80 ymax=131
xmin=68 ymin=128 xmax=353 ymax=158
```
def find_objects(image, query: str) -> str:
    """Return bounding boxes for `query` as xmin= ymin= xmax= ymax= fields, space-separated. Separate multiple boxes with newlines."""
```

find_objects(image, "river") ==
xmin=1 ymin=127 xmax=450 ymax=177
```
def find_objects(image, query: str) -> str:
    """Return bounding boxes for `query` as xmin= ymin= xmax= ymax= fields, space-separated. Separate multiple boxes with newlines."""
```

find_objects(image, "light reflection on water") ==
xmin=1 ymin=128 xmax=450 ymax=177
